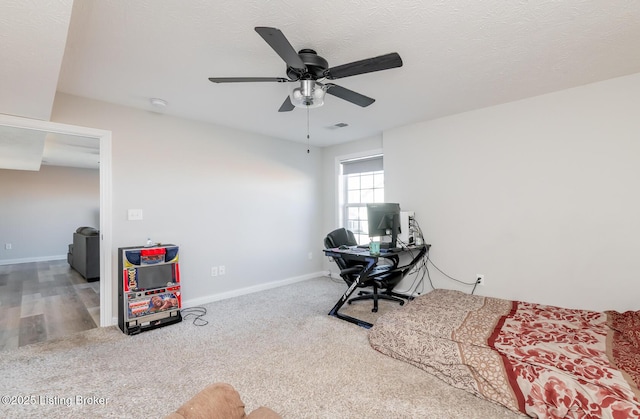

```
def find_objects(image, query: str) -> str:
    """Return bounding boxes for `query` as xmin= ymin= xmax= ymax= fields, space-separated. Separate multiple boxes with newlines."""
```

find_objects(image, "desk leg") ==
xmin=328 ymin=276 xmax=374 ymax=329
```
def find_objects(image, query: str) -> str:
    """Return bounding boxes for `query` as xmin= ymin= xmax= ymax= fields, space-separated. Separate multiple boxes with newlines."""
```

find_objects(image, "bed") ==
xmin=368 ymin=289 xmax=640 ymax=418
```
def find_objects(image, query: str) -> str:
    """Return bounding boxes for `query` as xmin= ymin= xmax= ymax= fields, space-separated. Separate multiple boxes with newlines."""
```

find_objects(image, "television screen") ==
xmin=136 ymin=263 xmax=175 ymax=290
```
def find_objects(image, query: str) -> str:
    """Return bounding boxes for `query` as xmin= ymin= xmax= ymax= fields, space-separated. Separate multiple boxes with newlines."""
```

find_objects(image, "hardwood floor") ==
xmin=0 ymin=259 xmax=99 ymax=351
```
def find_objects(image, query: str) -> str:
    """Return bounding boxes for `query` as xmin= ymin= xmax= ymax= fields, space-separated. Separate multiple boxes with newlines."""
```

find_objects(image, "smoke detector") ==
xmin=150 ymin=98 xmax=168 ymax=111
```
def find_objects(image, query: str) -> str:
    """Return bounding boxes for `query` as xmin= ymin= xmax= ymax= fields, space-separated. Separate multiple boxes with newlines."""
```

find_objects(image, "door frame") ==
xmin=0 ymin=113 xmax=113 ymax=327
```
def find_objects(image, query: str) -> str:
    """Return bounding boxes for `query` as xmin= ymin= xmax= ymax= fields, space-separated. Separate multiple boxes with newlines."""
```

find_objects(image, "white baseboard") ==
xmin=182 ymin=271 xmax=327 ymax=308
xmin=109 ymin=271 xmax=329 ymax=326
xmin=0 ymin=255 xmax=67 ymax=266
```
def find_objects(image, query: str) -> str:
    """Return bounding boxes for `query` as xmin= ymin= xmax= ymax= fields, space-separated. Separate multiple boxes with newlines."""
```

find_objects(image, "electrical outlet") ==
xmin=218 ymin=265 xmax=225 ymax=275
xmin=211 ymin=267 xmax=218 ymax=277
xmin=476 ymin=274 xmax=485 ymax=286
xmin=5 ymin=243 xmax=11 ymax=250
xmin=308 ymin=252 xmax=313 ymax=260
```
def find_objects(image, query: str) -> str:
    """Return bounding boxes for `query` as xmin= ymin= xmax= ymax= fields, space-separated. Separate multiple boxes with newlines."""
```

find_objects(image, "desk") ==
xmin=323 ymin=244 xmax=429 ymax=328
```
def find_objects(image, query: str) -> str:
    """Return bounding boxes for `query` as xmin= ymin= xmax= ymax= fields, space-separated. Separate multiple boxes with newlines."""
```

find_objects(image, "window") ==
xmin=340 ymin=156 xmax=384 ymax=244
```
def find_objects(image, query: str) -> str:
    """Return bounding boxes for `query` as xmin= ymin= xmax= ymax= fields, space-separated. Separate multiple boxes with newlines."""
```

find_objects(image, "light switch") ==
xmin=127 ymin=209 xmax=143 ymax=221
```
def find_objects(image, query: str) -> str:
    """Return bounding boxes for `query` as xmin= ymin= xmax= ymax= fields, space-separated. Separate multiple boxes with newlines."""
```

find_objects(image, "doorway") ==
xmin=0 ymin=114 xmax=113 ymax=328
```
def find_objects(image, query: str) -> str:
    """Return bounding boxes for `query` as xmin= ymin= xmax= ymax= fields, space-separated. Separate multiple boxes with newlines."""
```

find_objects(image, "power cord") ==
xmin=327 ymin=273 xmax=344 ymax=284
xmin=390 ymin=239 xmax=430 ymax=296
xmin=427 ymin=258 xmax=478 ymax=286
xmin=404 ymin=218 xmax=481 ymax=295
xmin=427 ymin=255 xmax=481 ymax=294
xmin=181 ymin=307 xmax=209 ymax=326
xmin=391 ymin=220 xmax=429 ymax=296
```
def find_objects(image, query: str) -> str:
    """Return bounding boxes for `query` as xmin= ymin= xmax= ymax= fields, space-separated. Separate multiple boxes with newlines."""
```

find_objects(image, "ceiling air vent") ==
xmin=327 ymin=123 xmax=349 ymax=130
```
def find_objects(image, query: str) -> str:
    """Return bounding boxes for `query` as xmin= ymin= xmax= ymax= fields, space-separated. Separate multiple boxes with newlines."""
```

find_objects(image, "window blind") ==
xmin=341 ymin=156 xmax=383 ymax=175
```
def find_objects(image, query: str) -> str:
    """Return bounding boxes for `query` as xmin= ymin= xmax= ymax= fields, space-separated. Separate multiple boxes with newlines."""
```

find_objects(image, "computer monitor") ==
xmin=367 ymin=203 xmax=401 ymax=248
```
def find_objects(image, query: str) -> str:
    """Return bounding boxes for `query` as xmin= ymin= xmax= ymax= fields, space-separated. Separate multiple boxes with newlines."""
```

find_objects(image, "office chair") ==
xmin=324 ymin=228 xmax=407 ymax=312
xmin=324 ymin=227 xmax=364 ymax=280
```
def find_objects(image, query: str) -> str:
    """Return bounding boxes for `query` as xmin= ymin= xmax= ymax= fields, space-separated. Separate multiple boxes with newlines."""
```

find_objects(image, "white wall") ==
xmin=51 ymin=93 xmax=324 ymax=315
xmin=0 ymin=165 xmax=99 ymax=263
xmin=384 ymin=72 xmax=640 ymax=312
xmin=321 ymin=135 xmax=382 ymax=273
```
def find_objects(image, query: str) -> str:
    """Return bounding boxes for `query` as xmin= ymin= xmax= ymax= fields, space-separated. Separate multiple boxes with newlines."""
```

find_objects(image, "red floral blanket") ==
xmin=368 ymin=289 xmax=640 ymax=418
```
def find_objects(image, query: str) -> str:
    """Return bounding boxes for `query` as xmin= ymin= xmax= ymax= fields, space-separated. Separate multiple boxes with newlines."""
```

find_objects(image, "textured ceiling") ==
xmin=3 ymin=0 xmax=640 ymax=151
xmin=0 ymin=0 xmax=73 ymax=120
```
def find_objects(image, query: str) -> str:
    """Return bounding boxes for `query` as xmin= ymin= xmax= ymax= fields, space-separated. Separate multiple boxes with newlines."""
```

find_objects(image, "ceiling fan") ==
xmin=208 ymin=27 xmax=403 ymax=112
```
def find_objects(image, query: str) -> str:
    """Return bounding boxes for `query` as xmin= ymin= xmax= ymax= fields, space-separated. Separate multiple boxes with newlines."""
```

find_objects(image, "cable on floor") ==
xmin=181 ymin=307 xmax=209 ymax=326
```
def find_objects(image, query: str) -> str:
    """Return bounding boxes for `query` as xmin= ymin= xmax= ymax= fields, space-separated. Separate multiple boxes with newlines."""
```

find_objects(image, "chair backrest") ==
xmin=324 ymin=228 xmax=363 ymax=284
xmin=324 ymin=228 xmax=358 ymax=249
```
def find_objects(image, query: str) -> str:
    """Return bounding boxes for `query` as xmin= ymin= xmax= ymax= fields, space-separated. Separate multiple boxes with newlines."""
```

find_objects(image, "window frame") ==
xmin=335 ymin=151 xmax=384 ymax=245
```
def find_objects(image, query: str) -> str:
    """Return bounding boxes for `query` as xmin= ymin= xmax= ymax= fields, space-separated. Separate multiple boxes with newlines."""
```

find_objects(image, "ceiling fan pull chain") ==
xmin=306 ymin=106 xmax=310 ymax=154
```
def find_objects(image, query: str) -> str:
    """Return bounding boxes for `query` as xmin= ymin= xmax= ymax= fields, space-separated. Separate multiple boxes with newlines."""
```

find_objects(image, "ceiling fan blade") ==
xmin=278 ymin=96 xmax=295 ymax=112
xmin=325 ymin=84 xmax=375 ymax=107
xmin=208 ymin=77 xmax=289 ymax=83
xmin=325 ymin=52 xmax=403 ymax=80
xmin=255 ymin=27 xmax=306 ymax=70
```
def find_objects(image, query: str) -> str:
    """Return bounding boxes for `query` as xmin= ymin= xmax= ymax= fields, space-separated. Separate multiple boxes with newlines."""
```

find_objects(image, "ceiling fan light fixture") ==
xmin=290 ymin=80 xmax=326 ymax=108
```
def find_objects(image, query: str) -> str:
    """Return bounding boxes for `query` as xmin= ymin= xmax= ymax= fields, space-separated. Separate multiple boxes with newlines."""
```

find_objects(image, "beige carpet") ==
xmin=0 ymin=277 xmax=523 ymax=418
